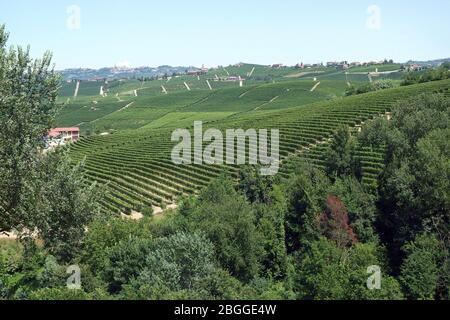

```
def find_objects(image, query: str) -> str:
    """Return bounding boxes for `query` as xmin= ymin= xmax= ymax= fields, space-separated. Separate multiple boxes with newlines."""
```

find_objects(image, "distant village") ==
xmin=62 ymin=59 xmax=434 ymax=85
xmin=271 ymin=59 xmax=426 ymax=72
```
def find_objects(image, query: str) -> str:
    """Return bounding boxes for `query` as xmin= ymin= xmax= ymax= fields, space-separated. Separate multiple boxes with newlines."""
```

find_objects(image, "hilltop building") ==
xmin=327 ymin=61 xmax=349 ymax=70
xmin=210 ymin=75 xmax=245 ymax=82
xmin=200 ymin=64 xmax=209 ymax=72
xmin=337 ymin=63 xmax=350 ymax=70
xmin=186 ymin=65 xmax=209 ymax=76
xmin=404 ymin=64 xmax=425 ymax=72
xmin=44 ymin=127 xmax=80 ymax=151
xmin=186 ymin=70 xmax=206 ymax=76
xmin=48 ymin=127 xmax=80 ymax=141
xmin=225 ymin=76 xmax=245 ymax=82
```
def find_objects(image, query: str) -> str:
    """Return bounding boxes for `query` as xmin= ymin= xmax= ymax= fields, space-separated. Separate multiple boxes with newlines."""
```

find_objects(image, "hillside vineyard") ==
xmin=67 ymin=80 xmax=450 ymax=214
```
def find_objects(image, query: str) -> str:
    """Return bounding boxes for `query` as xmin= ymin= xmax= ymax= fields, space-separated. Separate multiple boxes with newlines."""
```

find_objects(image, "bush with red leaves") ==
xmin=318 ymin=195 xmax=358 ymax=248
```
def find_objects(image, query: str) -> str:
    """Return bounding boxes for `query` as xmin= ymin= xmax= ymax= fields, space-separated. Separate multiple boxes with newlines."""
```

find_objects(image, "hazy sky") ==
xmin=1 ymin=0 xmax=449 ymax=69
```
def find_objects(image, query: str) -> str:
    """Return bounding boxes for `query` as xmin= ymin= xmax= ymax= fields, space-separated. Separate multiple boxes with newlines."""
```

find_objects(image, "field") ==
xmin=62 ymin=78 xmax=450 ymax=214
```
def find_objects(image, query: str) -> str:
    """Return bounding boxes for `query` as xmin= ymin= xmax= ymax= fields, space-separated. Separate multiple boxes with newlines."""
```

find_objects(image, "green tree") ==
xmin=192 ymin=268 xmax=252 ymax=300
xmin=254 ymin=194 xmax=288 ymax=279
xmin=358 ymin=117 xmax=390 ymax=149
xmin=188 ymin=177 xmax=263 ymax=282
xmin=400 ymin=233 xmax=446 ymax=300
xmin=0 ymin=25 xmax=100 ymax=262
xmin=248 ymin=277 xmax=296 ymax=300
xmin=378 ymin=95 xmax=450 ymax=261
xmin=329 ymin=177 xmax=378 ymax=243
xmin=125 ymin=232 xmax=216 ymax=299
xmin=237 ymin=166 xmax=288 ymax=279
xmin=345 ymin=80 xmax=395 ymax=96
xmin=80 ymin=215 xmax=153 ymax=274
xmin=104 ymin=236 xmax=154 ymax=293
xmin=284 ymin=162 xmax=329 ymax=251
xmin=413 ymin=129 xmax=450 ymax=220
xmin=0 ymin=24 xmax=59 ymax=235
xmin=35 ymin=255 xmax=66 ymax=289
xmin=296 ymin=238 xmax=403 ymax=300
xmin=325 ymin=125 xmax=361 ymax=180
xmin=388 ymin=94 xmax=449 ymax=153
xmin=28 ymin=287 xmax=110 ymax=300
xmin=34 ymin=151 xmax=101 ymax=261
xmin=401 ymin=72 xmax=420 ymax=86
xmin=237 ymin=165 xmax=275 ymax=204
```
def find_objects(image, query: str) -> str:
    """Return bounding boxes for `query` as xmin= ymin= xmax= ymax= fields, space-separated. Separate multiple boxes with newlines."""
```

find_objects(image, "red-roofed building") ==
xmin=48 ymin=127 xmax=80 ymax=141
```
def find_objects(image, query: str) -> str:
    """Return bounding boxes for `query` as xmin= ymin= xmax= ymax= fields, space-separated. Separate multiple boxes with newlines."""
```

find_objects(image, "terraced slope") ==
xmin=55 ymin=96 xmax=134 ymax=128
xmin=56 ymin=80 xmax=349 ymax=133
xmin=67 ymin=80 xmax=450 ymax=214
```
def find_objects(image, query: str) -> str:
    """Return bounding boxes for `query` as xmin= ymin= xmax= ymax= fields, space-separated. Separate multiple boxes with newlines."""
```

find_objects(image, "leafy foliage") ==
xmin=346 ymin=80 xmax=395 ymax=96
xmin=0 ymin=25 xmax=100 ymax=262
xmin=284 ymin=162 xmax=329 ymax=251
xmin=0 ymin=24 xmax=59 ymax=235
xmin=123 ymin=232 xmax=216 ymax=299
xmin=329 ymin=177 xmax=378 ymax=243
xmin=317 ymin=195 xmax=358 ymax=249
xmin=325 ymin=125 xmax=362 ymax=180
xmin=377 ymin=94 xmax=450 ymax=271
xmin=295 ymin=238 xmax=403 ymax=300
xmin=400 ymin=233 xmax=447 ymax=300
xmin=401 ymin=65 xmax=450 ymax=86
xmin=186 ymin=177 xmax=264 ymax=282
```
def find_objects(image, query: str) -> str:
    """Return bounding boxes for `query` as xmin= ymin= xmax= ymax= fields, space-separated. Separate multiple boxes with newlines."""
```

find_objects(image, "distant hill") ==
xmin=405 ymin=58 xmax=450 ymax=66
xmin=58 ymin=65 xmax=200 ymax=81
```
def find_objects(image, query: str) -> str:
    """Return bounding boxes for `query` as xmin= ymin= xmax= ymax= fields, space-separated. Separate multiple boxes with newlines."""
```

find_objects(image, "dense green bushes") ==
xmin=362 ymin=94 xmax=450 ymax=299
xmin=0 ymin=162 xmax=397 ymax=300
xmin=401 ymin=64 xmax=450 ymax=86
xmin=295 ymin=238 xmax=403 ymax=300
xmin=345 ymin=80 xmax=396 ymax=96
xmin=399 ymin=233 xmax=447 ymax=300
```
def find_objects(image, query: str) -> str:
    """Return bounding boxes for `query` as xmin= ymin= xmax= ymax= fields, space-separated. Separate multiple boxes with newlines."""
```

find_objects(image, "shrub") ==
xmin=141 ymin=205 xmax=154 ymax=217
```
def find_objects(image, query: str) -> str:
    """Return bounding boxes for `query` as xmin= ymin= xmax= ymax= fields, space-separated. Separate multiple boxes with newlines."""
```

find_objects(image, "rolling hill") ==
xmin=56 ymin=78 xmax=353 ymax=133
xmin=64 ymin=79 xmax=450 ymax=214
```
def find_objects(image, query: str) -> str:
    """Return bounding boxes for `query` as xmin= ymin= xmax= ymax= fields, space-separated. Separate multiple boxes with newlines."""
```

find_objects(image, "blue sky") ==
xmin=1 ymin=0 xmax=449 ymax=69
